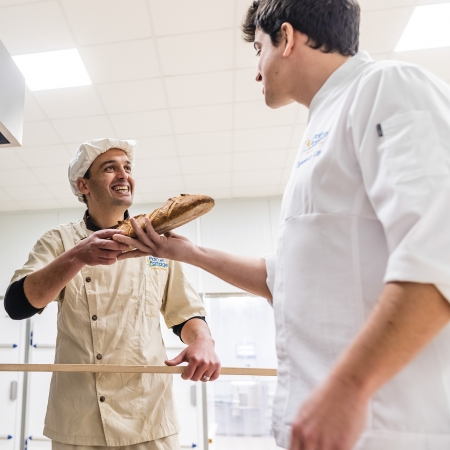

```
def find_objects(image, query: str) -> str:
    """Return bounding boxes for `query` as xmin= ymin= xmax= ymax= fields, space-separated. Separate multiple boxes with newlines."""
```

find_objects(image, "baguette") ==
xmin=117 ymin=194 xmax=214 ymax=237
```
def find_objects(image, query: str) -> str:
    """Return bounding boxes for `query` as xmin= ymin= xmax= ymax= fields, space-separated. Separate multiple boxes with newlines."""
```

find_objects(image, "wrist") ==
xmin=326 ymin=368 xmax=374 ymax=403
xmin=194 ymin=331 xmax=214 ymax=342
xmin=184 ymin=244 xmax=202 ymax=265
xmin=187 ymin=331 xmax=215 ymax=346
xmin=67 ymin=245 xmax=87 ymax=269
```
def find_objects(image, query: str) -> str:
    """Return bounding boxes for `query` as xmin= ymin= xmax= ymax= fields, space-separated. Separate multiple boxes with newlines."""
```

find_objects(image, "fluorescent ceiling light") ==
xmin=12 ymin=49 xmax=91 ymax=91
xmin=396 ymin=3 xmax=450 ymax=52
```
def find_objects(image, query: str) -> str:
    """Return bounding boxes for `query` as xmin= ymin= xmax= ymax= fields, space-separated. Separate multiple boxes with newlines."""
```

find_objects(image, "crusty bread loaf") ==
xmin=117 ymin=194 xmax=215 ymax=237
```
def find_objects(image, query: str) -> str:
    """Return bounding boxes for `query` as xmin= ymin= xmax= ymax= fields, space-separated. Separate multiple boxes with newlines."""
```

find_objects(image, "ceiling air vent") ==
xmin=0 ymin=39 xmax=25 ymax=148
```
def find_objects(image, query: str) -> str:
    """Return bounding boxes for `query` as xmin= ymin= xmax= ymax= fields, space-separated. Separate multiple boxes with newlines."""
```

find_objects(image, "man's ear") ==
xmin=77 ymin=178 xmax=89 ymax=195
xmin=280 ymin=22 xmax=295 ymax=57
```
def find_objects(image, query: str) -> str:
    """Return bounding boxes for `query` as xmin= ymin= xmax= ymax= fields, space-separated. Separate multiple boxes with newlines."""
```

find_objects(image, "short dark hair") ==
xmin=82 ymin=167 xmax=91 ymax=205
xmin=242 ymin=0 xmax=360 ymax=56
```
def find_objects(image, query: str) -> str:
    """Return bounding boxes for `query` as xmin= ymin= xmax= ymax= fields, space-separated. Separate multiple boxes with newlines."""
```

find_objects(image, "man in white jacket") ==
xmin=113 ymin=1 xmax=450 ymax=449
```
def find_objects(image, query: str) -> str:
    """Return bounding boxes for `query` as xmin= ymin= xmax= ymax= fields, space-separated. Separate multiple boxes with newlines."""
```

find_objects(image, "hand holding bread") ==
xmin=113 ymin=194 xmax=214 ymax=262
xmin=117 ymin=194 xmax=214 ymax=237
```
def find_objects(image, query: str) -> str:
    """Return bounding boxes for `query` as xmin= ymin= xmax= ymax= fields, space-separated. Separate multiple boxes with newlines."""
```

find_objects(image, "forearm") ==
xmin=24 ymin=247 xmax=85 ymax=309
xmin=181 ymin=317 xmax=214 ymax=345
xmin=114 ymin=221 xmax=273 ymax=300
xmin=187 ymin=246 xmax=272 ymax=300
xmin=328 ymin=282 xmax=450 ymax=399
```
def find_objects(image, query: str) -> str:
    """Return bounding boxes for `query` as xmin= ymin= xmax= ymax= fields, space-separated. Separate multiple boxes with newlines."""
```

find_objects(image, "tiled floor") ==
xmin=214 ymin=436 xmax=283 ymax=450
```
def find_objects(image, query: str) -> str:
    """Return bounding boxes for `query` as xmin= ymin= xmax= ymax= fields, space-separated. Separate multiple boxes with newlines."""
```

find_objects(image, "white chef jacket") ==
xmin=266 ymin=51 xmax=450 ymax=449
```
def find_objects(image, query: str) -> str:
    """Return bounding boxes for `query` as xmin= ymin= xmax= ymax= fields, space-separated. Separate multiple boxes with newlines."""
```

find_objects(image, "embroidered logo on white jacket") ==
xmin=297 ymin=131 xmax=329 ymax=168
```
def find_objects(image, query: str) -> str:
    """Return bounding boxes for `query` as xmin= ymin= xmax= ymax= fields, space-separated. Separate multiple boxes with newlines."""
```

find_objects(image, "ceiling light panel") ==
xmin=396 ymin=3 xmax=450 ymax=52
xmin=13 ymin=49 xmax=91 ymax=91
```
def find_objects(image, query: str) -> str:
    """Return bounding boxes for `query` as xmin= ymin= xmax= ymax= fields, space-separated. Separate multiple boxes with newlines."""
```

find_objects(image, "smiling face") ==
xmin=77 ymin=148 xmax=135 ymax=211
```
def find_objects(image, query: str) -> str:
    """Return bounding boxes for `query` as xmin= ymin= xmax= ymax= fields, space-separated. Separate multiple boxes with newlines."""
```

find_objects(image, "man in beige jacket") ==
xmin=4 ymin=138 xmax=220 ymax=450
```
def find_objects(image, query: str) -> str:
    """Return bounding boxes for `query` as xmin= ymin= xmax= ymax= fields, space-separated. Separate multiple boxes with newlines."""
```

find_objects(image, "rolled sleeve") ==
xmin=263 ymin=253 xmax=277 ymax=298
xmin=349 ymin=65 xmax=450 ymax=300
xmin=384 ymin=186 xmax=450 ymax=301
xmin=161 ymin=260 xmax=206 ymax=328
xmin=9 ymin=230 xmax=65 ymax=301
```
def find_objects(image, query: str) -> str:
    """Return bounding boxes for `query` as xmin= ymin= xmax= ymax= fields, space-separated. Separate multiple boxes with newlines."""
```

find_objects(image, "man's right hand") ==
xmin=75 ymin=229 xmax=130 ymax=266
xmin=113 ymin=218 xmax=195 ymax=263
xmin=24 ymin=229 xmax=129 ymax=309
xmin=113 ymin=218 xmax=273 ymax=301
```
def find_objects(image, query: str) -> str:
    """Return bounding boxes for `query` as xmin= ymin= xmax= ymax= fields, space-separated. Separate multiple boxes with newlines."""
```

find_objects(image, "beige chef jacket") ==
xmin=9 ymin=218 xmax=206 ymax=446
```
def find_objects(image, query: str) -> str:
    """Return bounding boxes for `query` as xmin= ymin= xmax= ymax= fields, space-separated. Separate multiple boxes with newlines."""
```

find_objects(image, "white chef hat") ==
xmin=68 ymin=138 xmax=137 ymax=203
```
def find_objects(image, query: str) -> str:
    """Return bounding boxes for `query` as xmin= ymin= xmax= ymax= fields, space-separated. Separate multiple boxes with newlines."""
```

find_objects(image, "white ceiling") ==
xmin=0 ymin=0 xmax=449 ymax=212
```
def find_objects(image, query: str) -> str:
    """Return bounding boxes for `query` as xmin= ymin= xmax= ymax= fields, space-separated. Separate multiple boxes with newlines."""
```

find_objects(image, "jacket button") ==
xmin=96 ymin=354 xmax=102 ymax=360
xmin=99 ymin=396 xmax=105 ymax=402
xmin=86 ymin=277 xmax=91 ymax=282
xmin=92 ymin=315 xmax=97 ymax=321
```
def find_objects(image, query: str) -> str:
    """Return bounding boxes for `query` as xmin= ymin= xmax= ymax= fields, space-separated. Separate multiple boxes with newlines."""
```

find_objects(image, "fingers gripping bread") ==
xmin=117 ymin=194 xmax=215 ymax=237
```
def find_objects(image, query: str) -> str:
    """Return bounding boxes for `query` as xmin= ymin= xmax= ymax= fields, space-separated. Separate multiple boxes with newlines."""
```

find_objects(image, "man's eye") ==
xmin=105 ymin=165 xmax=114 ymax=171
xmin=255 ymin=50 xmax=261 ymax=57
xmin=125 ymin=166 xmax=132 ymax=172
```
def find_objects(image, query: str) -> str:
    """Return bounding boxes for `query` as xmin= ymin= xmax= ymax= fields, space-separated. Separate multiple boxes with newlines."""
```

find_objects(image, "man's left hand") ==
xmin=165 ymin=328 xmax=221 ymax=382
xmin=289 ymin=376 xmax=368 ymax=450
xmin=289 ymin=282 xmax=450 ymax=450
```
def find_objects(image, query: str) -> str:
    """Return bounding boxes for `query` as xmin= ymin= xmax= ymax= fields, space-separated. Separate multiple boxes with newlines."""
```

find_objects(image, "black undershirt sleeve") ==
xmin=4 ymin=277 xmax=44 ymax=320
xmin=172 ymin=316 xmax=206 ymax=343
xmin=5 ymin=276 xmax=206 ymax=334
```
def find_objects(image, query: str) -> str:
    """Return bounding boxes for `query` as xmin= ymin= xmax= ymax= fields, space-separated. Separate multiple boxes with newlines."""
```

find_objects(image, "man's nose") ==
xmin=255 ymin=72 xmax=262 ymax=82
xmin=117 ymin=168 xmax=128 ymax=178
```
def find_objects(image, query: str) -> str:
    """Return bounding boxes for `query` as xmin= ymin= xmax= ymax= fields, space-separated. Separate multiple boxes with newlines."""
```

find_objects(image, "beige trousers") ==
xmin=52 ymin=435 xmax=180 ymax=450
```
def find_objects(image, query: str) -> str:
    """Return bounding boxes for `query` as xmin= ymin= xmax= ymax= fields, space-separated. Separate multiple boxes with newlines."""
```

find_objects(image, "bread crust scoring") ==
xmin=117 ymin=194 xmax=215 ymax=237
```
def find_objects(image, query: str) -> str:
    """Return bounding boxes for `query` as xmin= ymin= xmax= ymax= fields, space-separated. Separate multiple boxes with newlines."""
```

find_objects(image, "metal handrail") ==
xmin=28 ymin=435 xmax=49 ymax=442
